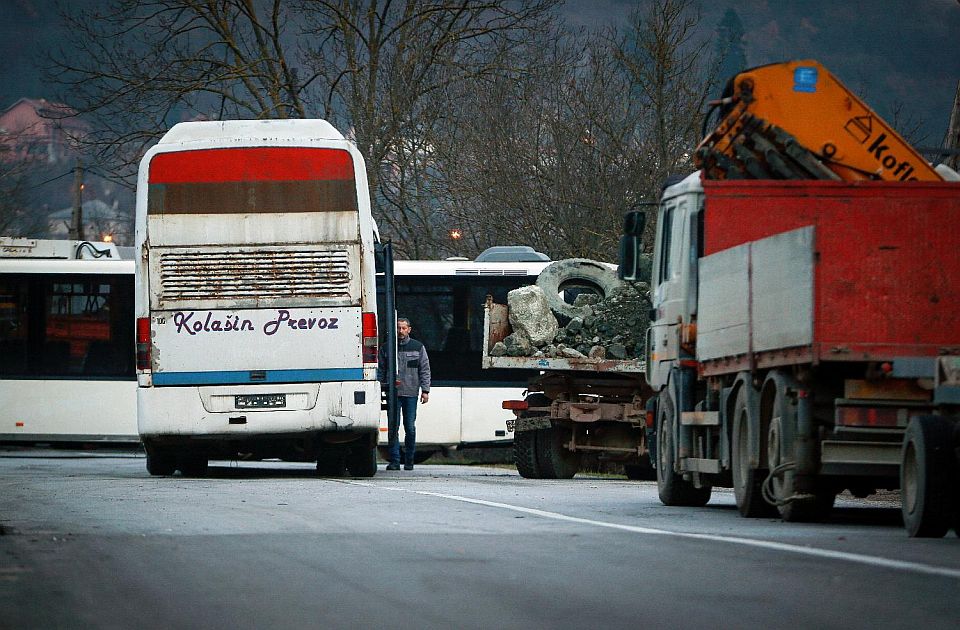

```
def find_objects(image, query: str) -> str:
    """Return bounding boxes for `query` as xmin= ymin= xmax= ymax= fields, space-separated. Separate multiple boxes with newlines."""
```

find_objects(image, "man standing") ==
xmin=387 ymin=317 xmax=431 ymax=471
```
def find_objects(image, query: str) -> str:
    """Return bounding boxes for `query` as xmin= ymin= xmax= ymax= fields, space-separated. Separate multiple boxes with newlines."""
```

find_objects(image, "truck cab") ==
xmin=646 ymin=173 xmax=703 ymax=392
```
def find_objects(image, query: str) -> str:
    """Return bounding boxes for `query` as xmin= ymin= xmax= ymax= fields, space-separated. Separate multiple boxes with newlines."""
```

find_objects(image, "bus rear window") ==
xmin=147 ymin=147 xmax=358 ymax=215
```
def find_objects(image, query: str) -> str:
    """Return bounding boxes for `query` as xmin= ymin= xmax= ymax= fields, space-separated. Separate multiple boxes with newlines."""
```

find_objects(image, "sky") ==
xmin=2 ymin=0 xmax=959 ymax=146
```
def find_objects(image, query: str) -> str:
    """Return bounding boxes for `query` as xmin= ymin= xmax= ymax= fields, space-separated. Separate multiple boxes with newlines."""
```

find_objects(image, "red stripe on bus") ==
xmin=149 ymin=147 xmax=355 ymax=183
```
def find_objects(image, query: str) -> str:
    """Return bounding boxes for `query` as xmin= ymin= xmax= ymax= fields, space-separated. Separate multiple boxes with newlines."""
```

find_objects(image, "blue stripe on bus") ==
xmin=152 ymin=368 xmax=365 ymax=386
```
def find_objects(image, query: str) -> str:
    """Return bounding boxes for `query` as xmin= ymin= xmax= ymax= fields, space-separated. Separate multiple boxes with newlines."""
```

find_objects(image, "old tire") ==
xmin=656 ymin=393 xmax=711 ymax=506
xmin=144 ymin=441 xmax=176 ymax=476
xmin=347 ymin=443 xmax=378 ymax=478
xmin=901 ymin=416 xmax=956 ymax=538
xmin=535 ymin=258 xmax=624 ymax=321
xmin=732 ymin=386 xmax=775 ymax=518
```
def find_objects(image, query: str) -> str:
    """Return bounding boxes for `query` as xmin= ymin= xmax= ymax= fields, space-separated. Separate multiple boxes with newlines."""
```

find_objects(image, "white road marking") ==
xmin=344 ymin=480 xmax=960 ymax=580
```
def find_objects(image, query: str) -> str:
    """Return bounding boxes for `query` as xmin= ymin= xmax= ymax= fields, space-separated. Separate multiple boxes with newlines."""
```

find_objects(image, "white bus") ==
xmin=0 ymin=238 xmax=138 ymax=443
xmin=135 ymin=119 xmax=381 ymax=477
xmin=379 ymin=257 xmax=548 ymax=462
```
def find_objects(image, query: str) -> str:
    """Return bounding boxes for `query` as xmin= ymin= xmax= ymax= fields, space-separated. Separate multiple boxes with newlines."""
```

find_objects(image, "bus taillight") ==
xmin=136 ymin=317 xmax=151 ymax=370
xmin=362 ymin=312 xmax=377 ymax=364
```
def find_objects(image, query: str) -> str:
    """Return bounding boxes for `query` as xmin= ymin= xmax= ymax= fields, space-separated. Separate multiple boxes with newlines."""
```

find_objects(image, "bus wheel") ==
xmin=536 ymin=422 xmax=579 ymax=479
xmin=732 ymin=386 xmax=774 ymax=517
xmin=178 ymin=450 xmax=208 ymax=477
xmin=144 ymin=442 xmax=176 ymax=476
xmin=347 ymin=443 xmax=377 ymax=478
xmin=657 ymin=393 xmax=711 ymax=507
xmin=317 ymin=447 xmax=346 ymax=477
xmin=901 ymin=416 xmax=956 ymax=538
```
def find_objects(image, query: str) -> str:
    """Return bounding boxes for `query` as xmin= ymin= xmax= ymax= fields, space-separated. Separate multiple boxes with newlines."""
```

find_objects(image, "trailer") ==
xmin=482 ymin=297 xmax=655 ymax=479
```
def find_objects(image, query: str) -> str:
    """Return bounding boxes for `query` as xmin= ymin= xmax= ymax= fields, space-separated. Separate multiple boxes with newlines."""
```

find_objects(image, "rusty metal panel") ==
xmin=149 ymin=244 xmax=359 ymax=310
xmin=843 ymin=379 xmax=930 ymax=401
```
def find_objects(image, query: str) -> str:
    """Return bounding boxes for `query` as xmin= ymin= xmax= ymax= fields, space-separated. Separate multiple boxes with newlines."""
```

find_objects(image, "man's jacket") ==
xmin=391 ymin=337 xmax=431 ymax=397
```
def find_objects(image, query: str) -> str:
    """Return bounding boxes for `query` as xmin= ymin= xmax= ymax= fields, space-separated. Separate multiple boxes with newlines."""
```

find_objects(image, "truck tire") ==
xmin=144 ymin=441 xmax=176 ymax=476
xmin=766 ymin=415 xmax=834 ymax=523
xmin=731 ymin=386 xmax=775 ymax=517
xmin=536 ymin=422 xmax=579 ymax=479
xmin=535 ymin=258 xmax=624 ymax=321
xmin=513 ymin=393 xmax=551 ymax=479
xmin=656 ymin=393 xmax=711 ymax=506
xmin=901 ymin=416 xmax=956 ymax=538
xmin=513 ymin=429 xmax=541 ymax=478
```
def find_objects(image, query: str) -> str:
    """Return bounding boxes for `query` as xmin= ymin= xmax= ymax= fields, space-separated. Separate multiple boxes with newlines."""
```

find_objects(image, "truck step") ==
xmin=680 ymin=411 xmax=719 ymax=426
xmin=681 ymin=458 xmax=721 ymax=474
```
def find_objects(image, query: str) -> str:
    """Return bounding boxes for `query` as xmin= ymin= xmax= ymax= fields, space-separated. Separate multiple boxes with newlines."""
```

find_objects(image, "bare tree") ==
xmin=48 ymin=0 xmax=559 ymax=259
xmin=48 ymin=0 xmax=309 ymax=182
xmin=298 ymin=0 xmax=559 ymax=258
xmin=614 ymin=0 xmax=715 ymax=248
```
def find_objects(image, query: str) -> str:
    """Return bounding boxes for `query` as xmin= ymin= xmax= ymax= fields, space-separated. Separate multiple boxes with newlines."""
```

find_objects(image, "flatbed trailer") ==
xmin=483 ymin=298 xmax=655 ymax=479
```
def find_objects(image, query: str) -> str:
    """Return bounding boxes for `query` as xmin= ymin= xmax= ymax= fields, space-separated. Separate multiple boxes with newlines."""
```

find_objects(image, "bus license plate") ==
xmin=235 ymin=393 xmax=286 ymax=409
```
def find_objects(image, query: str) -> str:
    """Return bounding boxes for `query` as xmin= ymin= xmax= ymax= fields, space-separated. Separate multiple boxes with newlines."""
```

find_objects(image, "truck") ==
xmin=625 ymin=60 xmax=960 ymax=537
xmin=482 ymin=259 xmax=655 ymax=480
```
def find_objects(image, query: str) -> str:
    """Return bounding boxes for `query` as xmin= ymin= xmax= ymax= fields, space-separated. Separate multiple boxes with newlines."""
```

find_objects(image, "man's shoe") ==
xmin=404 ymin=464 xmax=414 ymax=471
xmin=386 ymin=463 xmax=400 ymax=471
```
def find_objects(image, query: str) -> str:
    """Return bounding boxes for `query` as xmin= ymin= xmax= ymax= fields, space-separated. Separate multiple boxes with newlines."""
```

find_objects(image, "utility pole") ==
xmin=69 ymin=159 xmax=84 ymax=240
xmin=946 ymin=80 xmax=960 ymax=171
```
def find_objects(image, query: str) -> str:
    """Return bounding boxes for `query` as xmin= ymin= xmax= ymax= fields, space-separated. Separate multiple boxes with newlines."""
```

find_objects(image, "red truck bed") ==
xmin=700 ymin=179 xmax=959 ymax=363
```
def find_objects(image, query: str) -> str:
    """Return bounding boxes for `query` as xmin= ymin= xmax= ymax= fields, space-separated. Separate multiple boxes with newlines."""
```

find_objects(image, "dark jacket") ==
xmin=384 ymin=336 xmax=431 ymax=398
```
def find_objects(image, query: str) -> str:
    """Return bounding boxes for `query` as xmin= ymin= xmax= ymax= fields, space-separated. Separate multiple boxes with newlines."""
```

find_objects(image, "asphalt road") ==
xmin=1 ymin=450 xmax=959 ymax=629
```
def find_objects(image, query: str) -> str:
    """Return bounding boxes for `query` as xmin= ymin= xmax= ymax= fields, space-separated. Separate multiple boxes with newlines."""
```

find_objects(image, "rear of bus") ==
xmin=135 ymin=120 xmax=380 ymax=477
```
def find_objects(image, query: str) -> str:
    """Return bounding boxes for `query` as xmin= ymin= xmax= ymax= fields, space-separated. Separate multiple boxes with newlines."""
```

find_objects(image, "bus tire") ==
xmin=144 ymin=441 xmax=176 ymax=476
xmin=535 ymin=258 xmax=623 ymax=321
xmin=656 ymin=392 xmax=711 ymax=506
xmin=536 ymin=422 xmax=579 ymax=479
xmin=317 ymin=447 xmax=346 ymax=477
xmin=347 ymin=443 xmax=377 ymax=478
xmin=178 ymin=450 xmax=208 ymax=477
xmin=901 ymin=416 xmax=956 ymax=538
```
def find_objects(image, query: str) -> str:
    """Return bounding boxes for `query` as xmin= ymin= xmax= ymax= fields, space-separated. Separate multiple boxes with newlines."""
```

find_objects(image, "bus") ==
xmin=1 ymin=239 xmax=551 ymax=460
xmin=134 ymin=119 xmax=381 ymax=477
xmin=378 ymin=258 xmax=547 ymax=462
xmin=0 ymin=238 xmax=137 ymax=443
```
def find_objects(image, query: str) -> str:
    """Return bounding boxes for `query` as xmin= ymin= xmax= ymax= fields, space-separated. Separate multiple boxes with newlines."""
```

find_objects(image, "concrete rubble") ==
xmin=490 ymin=276 xmax=651 ymax=360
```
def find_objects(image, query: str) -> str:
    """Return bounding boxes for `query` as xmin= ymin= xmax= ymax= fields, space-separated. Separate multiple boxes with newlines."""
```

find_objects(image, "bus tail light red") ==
xmin=136 ymin=317 xmax=151 ymax=370
xmin=362 ymin=312 xmax=378 ymax=364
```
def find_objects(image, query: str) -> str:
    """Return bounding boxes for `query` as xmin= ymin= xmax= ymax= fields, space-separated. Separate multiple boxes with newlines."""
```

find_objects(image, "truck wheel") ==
xmin=535 ymin=258 xmax=624 ymax=321
xmin=732 ymin=387 xmax=775 ymax=517
xmin=144 ymin=441 xmax=176 ymax=476
xmin=347 ymin=442 xmax=377 ymax=478
xmin=536 ymin=423 xmax=579 ymax=479
xmin=513 ymin=393 xmax=551 ymax=479
xmin=767 ymin=414 xmax=833 ymax=522
xmin=901 ymin=416 xmax=956 ymax=538
xmin=656 ymin=393 xmax=711 ymax=506
xmin=514 ymin=429 xmax=541 ymax=478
